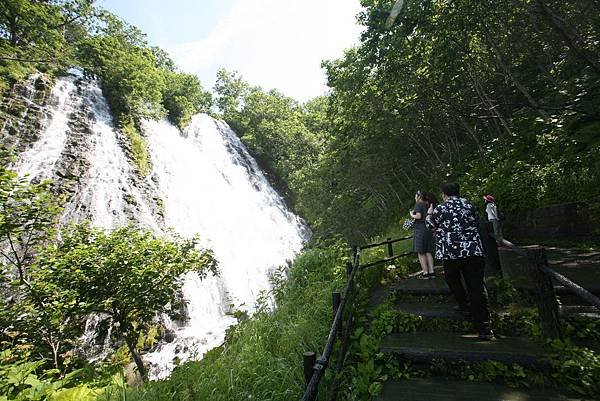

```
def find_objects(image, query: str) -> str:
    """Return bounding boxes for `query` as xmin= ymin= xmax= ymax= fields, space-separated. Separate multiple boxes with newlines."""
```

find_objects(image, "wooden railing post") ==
xmin=387 ymin=238 xmax=393 ymax=258
xmin=527 ymin=247 xmax=562 ymax=339
xmin=303 ymin=351 xmax=316 ymax=388
xmin=333 ymin=291 xmax=341 ymax=336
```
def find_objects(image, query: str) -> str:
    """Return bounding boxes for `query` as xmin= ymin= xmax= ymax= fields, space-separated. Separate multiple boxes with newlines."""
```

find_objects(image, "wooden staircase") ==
xmin=371 ymin=268 xmax=593 ymax=401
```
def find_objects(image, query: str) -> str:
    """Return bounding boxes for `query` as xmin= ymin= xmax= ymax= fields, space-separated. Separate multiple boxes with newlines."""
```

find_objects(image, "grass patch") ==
xmin=120 ymin=117 xmax=151 ymax=177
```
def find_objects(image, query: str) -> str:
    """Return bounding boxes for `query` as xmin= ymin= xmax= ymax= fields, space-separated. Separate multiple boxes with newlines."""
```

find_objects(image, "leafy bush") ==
xmin=550 ymin=340 xmax=600 ymax=397
xmin=99 ymin=241 xmax=348 ymax=401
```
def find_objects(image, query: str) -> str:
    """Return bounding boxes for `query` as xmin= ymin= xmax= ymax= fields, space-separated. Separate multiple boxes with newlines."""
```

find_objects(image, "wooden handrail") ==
xmin=301 ymin=235 xmax=415 ymax=401
xmin=499 ymin=239 xmax=600 ymax=339
xmin=540 ymin=264 xmax=600 ymax=309
xmin=361 ymin=252 xmax=412 ymax=269
xmin=359 ymin=235 xmax=412 ymax=250
xmin=301 ymin=248 xmax=361 ymax=401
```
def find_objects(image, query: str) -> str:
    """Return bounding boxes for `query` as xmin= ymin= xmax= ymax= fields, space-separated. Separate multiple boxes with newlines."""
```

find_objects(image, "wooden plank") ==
xmin=375 ymin=378 xmax=588 ymax=401
xmin=381 ymin=332 xmax=550 ymax=367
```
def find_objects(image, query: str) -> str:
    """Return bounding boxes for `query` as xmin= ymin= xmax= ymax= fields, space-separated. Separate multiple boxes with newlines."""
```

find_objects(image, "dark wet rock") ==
xmin=0 ymin=73 xmax=55 ymax=152
xmin=163 ymin=330 xmax=176 ymax=343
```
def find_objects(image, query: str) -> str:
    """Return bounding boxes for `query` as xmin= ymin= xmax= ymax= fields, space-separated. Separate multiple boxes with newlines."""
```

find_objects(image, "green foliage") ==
xmin=120 ymin=118 xmax=150 ymax=176
xmin=550 ymin=340 xmax=600 ymax=397
xmin=563 ymin=316 xmax=600 ymax=341
xmin=0 ymin=350 xmax=89 ymax=401
xmin=485 ymin=277 xmax=519 ymax=306
xmin=77 ymin=12 xmax=164 ymax=120
xmin=162 ymin=71 xmax=212 ymax=129
xmin=31 ymin=223 xmax=217 ymax=379
xmin=1 ymin=155 xmax=218 ymax=383
xmin=99 ymin=241 xmax=347 ymax=401
xmin=0 ymin=151 xmax=62 ymax=276
xmin=454 ymin=360 xmax=534 ymax=388
xmin=0 ymin=155 xmax=68 ymax=371
xmin=0 ymin=0 xmax=93 ymax=94
xmin=213 ymin=69 xmax=248 ymax=119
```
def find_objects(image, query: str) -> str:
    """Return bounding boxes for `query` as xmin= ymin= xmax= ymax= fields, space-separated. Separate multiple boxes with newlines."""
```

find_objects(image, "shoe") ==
xmin=478 ymin=329 xmax=495 ymax=341
xmin=416 ymin=272 xmax=429 ymax=280
xmin=427 ymin=272 xmax=436 ymax=278
xmin=478 ymin=323 xmax=494 ymax=340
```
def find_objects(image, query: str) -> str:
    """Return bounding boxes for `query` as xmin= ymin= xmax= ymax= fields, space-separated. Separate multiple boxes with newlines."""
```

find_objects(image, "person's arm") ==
xmin=425 ymin=204 xmax=438 ymax=229
xmin=410 ymin=203 xmax=425 ymax=220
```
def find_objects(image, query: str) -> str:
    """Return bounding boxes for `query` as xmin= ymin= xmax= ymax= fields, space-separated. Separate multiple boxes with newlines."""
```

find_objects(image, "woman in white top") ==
xmin=483 ymin=194 xmax=503 ymax=243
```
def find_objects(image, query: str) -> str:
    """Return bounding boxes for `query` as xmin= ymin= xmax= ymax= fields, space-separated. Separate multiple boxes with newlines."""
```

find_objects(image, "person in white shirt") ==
xmin=483 ymin=194 xmax=503 ymax=244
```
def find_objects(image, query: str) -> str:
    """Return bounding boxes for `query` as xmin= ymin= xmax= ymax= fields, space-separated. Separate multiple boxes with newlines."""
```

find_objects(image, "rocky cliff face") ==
xmin=1 ymin=72 xmax=165 ymax=229
xmin=0 ymin=73 xmax=54 ymax=153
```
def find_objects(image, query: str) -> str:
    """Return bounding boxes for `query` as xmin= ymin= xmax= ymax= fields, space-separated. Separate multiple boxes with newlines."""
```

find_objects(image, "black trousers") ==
xmin=443 ymin=256 xmax=491 ymax=330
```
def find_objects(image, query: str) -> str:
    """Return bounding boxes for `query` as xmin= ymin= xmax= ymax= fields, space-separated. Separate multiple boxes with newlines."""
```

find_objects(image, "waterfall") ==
xmin=10 ymin=73 xmax=309 ymax=379
xmin=16 ymin=76 xmax=77 ymax=179
xmin=141 ymin=115 xmax=308 ymax=378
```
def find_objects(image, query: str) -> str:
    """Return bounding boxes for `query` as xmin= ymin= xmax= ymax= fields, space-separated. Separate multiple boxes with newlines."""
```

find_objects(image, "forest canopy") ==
xmin=214 ymin=0 xmax=600 ymax=242
xmin=2 ymin=0 xmax=599 ymax=241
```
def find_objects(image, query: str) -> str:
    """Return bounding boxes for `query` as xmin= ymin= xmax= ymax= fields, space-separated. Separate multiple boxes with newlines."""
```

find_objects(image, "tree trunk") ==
xmin=125 ymin=334 xmax=147 ymax=381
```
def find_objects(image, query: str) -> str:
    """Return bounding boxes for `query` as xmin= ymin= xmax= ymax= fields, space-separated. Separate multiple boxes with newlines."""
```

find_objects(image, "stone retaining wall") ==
xmin=504 ymin=198 xmax=600 ymax=242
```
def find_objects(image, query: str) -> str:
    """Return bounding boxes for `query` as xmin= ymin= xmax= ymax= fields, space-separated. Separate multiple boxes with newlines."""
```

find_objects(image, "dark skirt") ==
xmin=413 ymin=222 xmax=434 ymax=254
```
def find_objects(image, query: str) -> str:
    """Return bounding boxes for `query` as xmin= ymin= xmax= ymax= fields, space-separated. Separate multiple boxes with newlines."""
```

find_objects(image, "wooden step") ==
xmin=381 ymin=332 xmax=550 ymax=367
xmin=375 ymin=378 xmax=587 ymax=401
xmin=390 ymin=275 xmax=451 ymax=295
xmin=393 ymin=302 xmax=600 ymax=320
xmin=393 ymin=302 xmax=472 ymax=320
xmin=560 ymin=305 xmax=600 ymax=320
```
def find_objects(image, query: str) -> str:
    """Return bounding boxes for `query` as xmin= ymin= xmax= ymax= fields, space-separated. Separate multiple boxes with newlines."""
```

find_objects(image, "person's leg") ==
xmin=417 ymin=253 xmax=428 ymax=277
xmin=443 ymin=259 xmax=469 ymax=308
xmin=497 ymin=220 xmax=504 ymax=242
xmin=462 ymin=256 xmax=492 ymax=335
xmin=491 ymin=220 xmax=503 ymax=244
xmin=426 ymin=253 xmax=435 ymax=275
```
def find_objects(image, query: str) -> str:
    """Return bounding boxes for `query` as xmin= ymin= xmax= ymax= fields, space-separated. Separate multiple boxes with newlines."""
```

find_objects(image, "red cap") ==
xmin=483 ymin=194 xmax=495 ymax=202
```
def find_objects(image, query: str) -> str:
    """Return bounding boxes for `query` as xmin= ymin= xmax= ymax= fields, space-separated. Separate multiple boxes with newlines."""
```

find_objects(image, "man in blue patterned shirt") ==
xmin=426 ymin=182 xmax=494 ymax=340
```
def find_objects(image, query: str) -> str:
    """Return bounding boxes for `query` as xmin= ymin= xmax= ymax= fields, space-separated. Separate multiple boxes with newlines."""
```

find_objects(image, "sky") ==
xmin=99 ymin=0 xmax=363 ymax=101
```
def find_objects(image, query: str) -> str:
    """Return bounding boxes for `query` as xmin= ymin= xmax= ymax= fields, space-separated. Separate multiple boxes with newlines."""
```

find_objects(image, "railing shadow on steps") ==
xmin=500 ymin=239 xmax=600 ymax=339
xmin=301 ymin=236 xmax=413 ymax=401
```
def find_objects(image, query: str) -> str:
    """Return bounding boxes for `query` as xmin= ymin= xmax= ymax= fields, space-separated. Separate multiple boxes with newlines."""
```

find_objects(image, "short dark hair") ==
xmin=441 ymin=182 xmax=460 ymax=197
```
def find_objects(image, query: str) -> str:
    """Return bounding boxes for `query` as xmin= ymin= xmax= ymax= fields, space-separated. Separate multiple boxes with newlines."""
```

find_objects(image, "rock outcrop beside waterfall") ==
xmin=0 ymin=73 xmax=54 ymax=153
xmin=1 ymin=73 xmax=165 ymax=229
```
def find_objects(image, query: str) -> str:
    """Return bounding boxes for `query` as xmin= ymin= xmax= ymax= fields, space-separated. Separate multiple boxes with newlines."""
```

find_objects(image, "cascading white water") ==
xmin=17 ymin=76 xmax=77 ymax=179
xmin=59 ymin=79 xmax=160 ymax=231
xmin=12 ymin=73 xmax=309 ymax=379
xmin=142 ymin=115 xmax=308 ymax=378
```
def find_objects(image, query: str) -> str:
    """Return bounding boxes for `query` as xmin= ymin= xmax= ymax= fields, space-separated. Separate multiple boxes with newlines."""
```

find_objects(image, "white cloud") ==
xmin=168 ymin=0 xmax=362 ymax=101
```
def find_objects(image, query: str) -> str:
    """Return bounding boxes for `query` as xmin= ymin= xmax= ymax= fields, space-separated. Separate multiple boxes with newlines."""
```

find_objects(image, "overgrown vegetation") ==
xmin=0 ymin=158 xmax=217 ymax=399
xmin=96 ymin=240 xmax=348 ymax=401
